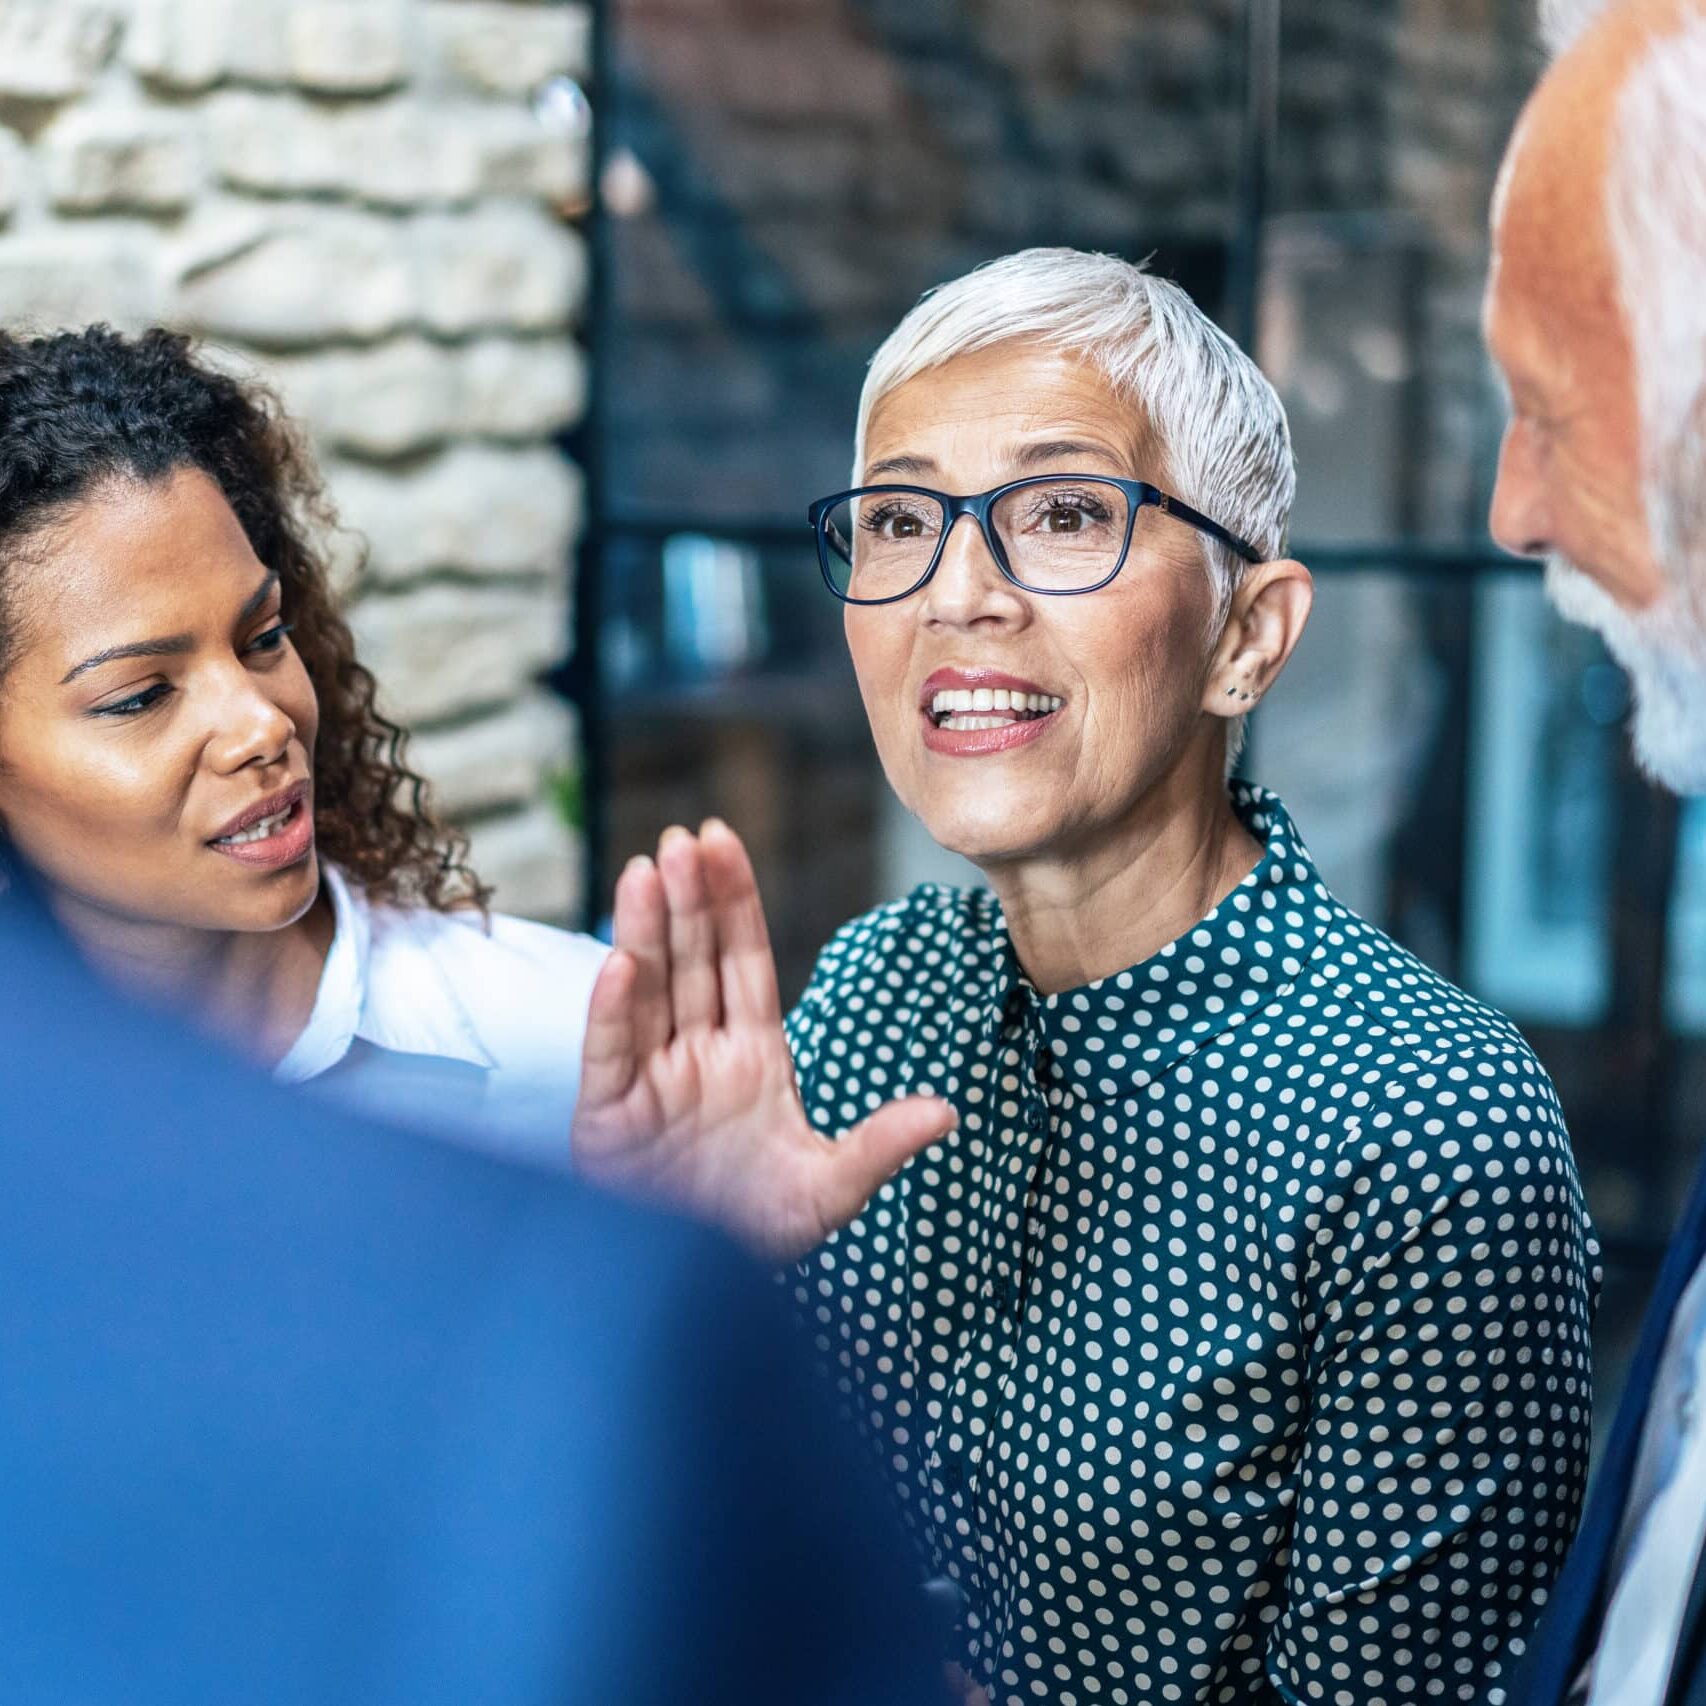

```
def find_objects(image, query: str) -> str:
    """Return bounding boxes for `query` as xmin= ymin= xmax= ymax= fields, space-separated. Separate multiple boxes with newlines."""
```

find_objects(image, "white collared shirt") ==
xmin=1581 ymin=1255 xmax=1706 ymax=1706
xmin=273 ymin=866 xmax=607 ymax=1164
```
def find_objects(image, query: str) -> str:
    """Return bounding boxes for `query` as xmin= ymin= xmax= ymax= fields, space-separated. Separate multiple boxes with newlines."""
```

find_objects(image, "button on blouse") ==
xmin=787 ymin=785 xmax=1601 ymax=1706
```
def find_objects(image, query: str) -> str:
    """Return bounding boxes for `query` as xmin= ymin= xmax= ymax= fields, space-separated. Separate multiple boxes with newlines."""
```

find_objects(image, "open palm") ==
xmin=571 ymin=820 xmax=955 ymax=1261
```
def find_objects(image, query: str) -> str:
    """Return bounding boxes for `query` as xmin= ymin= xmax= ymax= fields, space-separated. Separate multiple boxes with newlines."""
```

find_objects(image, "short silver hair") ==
xmin=854 ymin=248 xmax=1296 ymax=626
xmin=1538 ymin=0 xmax=1607 ymax=52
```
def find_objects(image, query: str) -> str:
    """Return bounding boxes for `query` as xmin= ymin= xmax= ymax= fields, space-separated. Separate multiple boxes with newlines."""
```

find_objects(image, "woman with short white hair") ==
xmin=573 ymin=248 xmax=1601 ymax=1705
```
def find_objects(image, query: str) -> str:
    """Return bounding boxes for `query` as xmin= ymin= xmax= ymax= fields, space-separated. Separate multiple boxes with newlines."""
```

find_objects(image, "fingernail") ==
xmin=702 ymin=816 xmax=728 ymax=837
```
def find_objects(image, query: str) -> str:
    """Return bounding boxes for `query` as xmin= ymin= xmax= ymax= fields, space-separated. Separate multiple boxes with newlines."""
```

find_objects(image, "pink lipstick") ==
xmin=918 ymin=667 xmax=1065 ymax=758
xmin=206 ymin=780 xmax=314 ymax=871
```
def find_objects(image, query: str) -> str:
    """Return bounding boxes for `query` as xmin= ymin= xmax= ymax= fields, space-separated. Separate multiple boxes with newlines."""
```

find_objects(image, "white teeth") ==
xmin=218 ymin=804 xmax=293 ymax=846
xmin=927 ymin=687 xmax=1063 ymax=723
xmin=941 ymin=715 xmax=1011 ymax=731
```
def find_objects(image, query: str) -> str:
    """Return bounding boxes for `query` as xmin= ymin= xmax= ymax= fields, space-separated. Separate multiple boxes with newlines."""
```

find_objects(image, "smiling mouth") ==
xmin=927 ymin=687 xmax=1064 ymax=731
xmin=212 ymin=801 xmax=301 ymax=847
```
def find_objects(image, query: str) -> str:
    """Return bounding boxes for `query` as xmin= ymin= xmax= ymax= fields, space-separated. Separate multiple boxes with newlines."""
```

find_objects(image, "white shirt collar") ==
xmin=274 ymin=866 xmax=496 ymax=1085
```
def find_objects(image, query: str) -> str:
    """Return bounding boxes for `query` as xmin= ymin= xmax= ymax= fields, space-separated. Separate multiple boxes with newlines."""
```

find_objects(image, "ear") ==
xmin=1201 ymin=558 xmax=1314 ymax=719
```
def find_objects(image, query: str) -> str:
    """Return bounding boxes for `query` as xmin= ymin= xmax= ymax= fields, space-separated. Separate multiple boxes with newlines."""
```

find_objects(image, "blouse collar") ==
xmin=274 ymin=865 xmax=495 ymax=1085
xmin=971 ymin=785 xmax=1341 ymax=1099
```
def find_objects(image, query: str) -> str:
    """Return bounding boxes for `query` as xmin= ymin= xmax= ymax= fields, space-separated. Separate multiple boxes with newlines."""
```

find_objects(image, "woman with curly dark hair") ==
xmin=0 ymin=324 xmax=605 ymax=1156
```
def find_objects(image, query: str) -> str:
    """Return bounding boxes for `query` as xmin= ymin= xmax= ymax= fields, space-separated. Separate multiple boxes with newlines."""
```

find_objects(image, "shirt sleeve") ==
xmin=1267 ymin=1045 xmax=1601 ymax=1706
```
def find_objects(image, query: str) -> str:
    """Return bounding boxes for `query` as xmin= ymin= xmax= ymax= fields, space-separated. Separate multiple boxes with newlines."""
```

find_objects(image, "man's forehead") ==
xmin=1484 ymin=43 xmax=1630 ymax=384
xmin=1507 ymin=0 xmax=1698 ymax=223
xmin=1488 ymin=100 xmax=1534 ymax=248
xmin=1485 ymin=189 xmax=1563 ymax=398
xmin=1484 ymin=103 xmax=1533 ymax=375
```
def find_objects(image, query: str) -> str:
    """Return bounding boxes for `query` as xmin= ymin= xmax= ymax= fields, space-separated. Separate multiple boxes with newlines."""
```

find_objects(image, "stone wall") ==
xmin=0 ymin=0 xmax=591 ymax=920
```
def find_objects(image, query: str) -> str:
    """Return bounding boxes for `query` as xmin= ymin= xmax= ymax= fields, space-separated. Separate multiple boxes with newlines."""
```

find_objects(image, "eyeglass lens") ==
xmin=821 ymin=480 xmax=1133 ymax=599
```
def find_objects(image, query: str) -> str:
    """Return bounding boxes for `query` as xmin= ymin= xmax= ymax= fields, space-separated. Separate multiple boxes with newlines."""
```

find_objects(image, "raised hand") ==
xmin=571 ymin=819 xmax=956 ymax=1261
xmin=944 ymin=1666 xmax=992 ymax=1706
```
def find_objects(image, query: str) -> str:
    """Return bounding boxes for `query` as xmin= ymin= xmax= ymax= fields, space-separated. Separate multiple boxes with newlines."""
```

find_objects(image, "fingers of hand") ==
xmin=576 ymin=948 xmax=640 ymax=1110
xmin=700 ymin=818 xmax=782 ymax=1026
xmin=657 ymin=826 xmax=722 ymax=1032
xmin=613 ymin=854 xmax=672 ymax=1056
xmin=820 ymin=1096 xmax=957 ymax=1235
xmin=943 ymin=1665 xmax=991 ymax=1706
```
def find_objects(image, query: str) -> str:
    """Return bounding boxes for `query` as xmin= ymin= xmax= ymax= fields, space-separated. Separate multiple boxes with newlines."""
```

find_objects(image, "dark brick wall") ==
xmin=606 ymin=0 xmax=1538 ymax=528
xmin=607 ymin=0 xmax=1253 ymax=522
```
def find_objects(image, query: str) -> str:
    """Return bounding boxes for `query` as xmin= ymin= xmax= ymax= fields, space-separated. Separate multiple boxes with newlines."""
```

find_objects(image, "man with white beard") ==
xmin=1483 ymin=0 xmax=1706 ymax=1701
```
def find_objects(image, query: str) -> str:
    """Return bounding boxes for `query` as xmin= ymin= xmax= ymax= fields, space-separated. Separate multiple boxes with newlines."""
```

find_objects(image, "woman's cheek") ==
xmin=874 ymin=700 xmax=925 ymax=816
xmin=846 ymin=622 xmax=912 ymax=758
xmin=1077 ymin=637 xmax=1199 ymax=785
xmin=276 ymin=655 xmax=317 ymax=750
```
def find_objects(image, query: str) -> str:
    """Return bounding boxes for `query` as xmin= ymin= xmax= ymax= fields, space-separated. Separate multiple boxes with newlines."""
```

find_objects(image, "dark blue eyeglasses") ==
xmin=808 ymin=474 xmax=1261 ymax=605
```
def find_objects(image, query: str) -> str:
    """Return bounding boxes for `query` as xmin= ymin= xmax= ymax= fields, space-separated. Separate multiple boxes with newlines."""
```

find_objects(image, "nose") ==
xmin=1489 ymin=420 xmax=1552 ymax=559
xmin=918 ymin=511 xmax=1028 ymax=629
xmin=205 ymin=663 xmax=296 ymax=776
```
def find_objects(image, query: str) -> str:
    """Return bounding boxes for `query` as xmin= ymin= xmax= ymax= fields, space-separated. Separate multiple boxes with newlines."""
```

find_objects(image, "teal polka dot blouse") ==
xmin=787 ymin=785 xmax=1601 ymax=1706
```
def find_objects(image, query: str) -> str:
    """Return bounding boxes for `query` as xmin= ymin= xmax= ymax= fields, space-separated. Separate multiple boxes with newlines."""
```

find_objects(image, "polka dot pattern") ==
xmin=787 ymin=786 xmax=1601 ymax=1706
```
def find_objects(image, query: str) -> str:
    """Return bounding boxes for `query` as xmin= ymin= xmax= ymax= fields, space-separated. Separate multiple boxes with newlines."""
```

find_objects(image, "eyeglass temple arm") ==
xmin=1149 ymin=489 xmax=1263 ymax=564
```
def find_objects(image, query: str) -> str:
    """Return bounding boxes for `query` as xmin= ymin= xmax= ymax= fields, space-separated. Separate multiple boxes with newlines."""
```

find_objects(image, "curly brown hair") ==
xmin=0 ymin=324 xmax=489 ymax=911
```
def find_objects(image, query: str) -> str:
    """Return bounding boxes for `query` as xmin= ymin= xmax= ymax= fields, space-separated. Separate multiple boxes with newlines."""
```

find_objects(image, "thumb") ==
xmin=816 ymin=1096 xmax=957 ymax=1235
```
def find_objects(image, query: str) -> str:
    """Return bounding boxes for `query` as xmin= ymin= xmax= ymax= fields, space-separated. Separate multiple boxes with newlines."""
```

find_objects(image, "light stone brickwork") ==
xmin=0 ymin=0 xmax=591 ymax=920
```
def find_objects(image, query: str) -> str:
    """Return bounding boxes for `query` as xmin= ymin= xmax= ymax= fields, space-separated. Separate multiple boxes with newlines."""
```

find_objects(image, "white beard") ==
xmin=1545 ymin=554 xmax=1706 ymax=793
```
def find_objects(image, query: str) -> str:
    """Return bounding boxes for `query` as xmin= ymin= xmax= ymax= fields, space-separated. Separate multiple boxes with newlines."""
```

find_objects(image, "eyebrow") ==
xmin=1010 ymin=438 xmax=1126 ymax=469
xmin=863 ymin=439 xmax=1128 ymax=482
xmin=864 ymin=452 xmax=937 ymax=480
xmin=60 ymin=572 xmax=280 ymax=685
